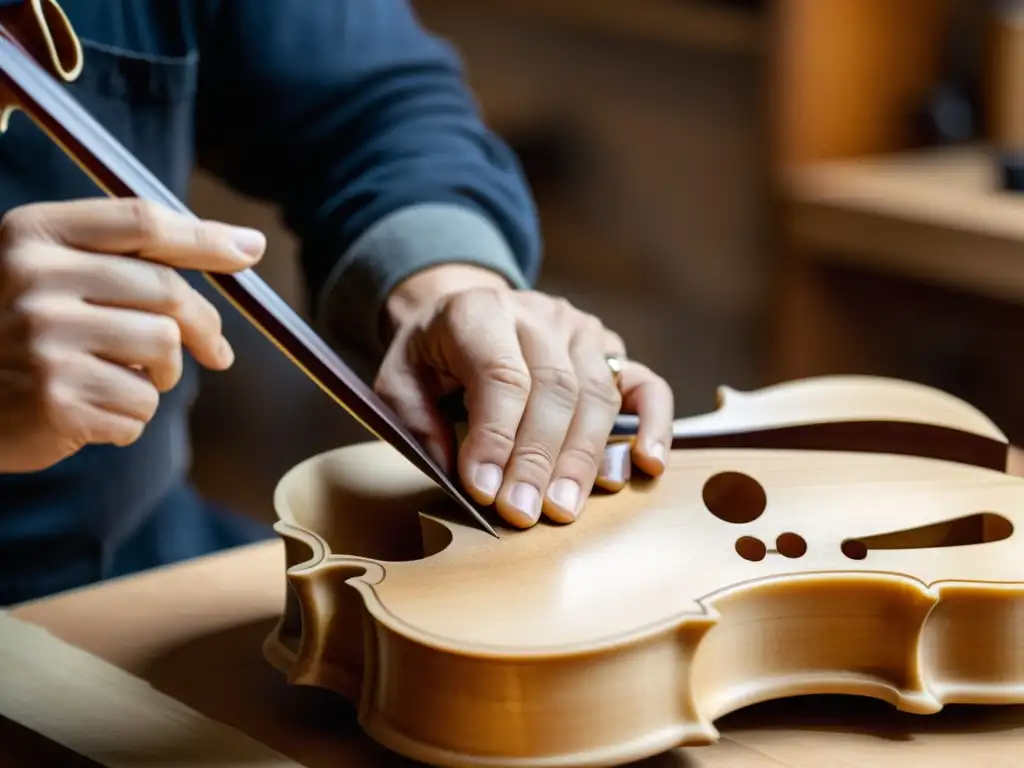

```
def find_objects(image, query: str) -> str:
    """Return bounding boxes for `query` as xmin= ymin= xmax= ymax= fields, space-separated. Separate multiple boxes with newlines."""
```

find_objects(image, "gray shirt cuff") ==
xmin=315 ymin=202 xmax=531 ymax=361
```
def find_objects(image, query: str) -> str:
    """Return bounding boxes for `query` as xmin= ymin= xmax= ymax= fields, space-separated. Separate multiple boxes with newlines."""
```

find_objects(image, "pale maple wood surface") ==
xmin=5 ymin=531 xmax=1024 ymax=767
xmin=6 ymin=377 xmax=1024 ymax=767
xmin=268 ymin=432 xmax=1024 ymax=765
xmin=669 ymin=375 xmax=1007 ymax=442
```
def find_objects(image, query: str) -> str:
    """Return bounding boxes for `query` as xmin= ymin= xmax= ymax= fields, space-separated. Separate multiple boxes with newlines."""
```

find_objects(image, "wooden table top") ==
xmin=4 ymin=534 xmax=1024 ymax=768
xmin=784 ymin=146 xmax=1024 ymax=304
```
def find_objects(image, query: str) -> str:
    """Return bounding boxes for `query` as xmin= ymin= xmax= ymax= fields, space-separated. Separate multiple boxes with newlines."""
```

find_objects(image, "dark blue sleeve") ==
xmin=194 ymin=0 xmax=541 ymax=356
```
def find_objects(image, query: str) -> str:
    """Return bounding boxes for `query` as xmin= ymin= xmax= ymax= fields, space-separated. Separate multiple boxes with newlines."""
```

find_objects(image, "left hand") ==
xmin=374 ymin=265 xmax=674 ymax=529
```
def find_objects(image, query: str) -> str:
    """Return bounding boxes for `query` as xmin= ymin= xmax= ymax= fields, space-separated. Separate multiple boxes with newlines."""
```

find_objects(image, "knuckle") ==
xmin=605 ymin=329 xmax=626 ymax=351
xmin=643 ymin=368 xmax=674 ymax=399
xmin=160 ymin=363 xmax=184 ymax=392
xmin=13 ymin=297 xmax=59 ymax=341
xmin=150 ymin=317 xmax=182 ymax=355
xmin=38 ymin=380 xmax=75 ymax=430
xmin=474 ymin=422 xmax=517 ymax=454
xmin=558 ymin=442 xmax=605 ymax=472
xmin=126 ymin=199 xmax=167 ymax=243
xmin=151 ymin=359 xmax=183 ymax=393
xmin=151 ymin=265 xmax=186 ymax=311
xmin=511 ymin=443 xmax=557 ymax=476
xmin=114 ymin=419 xmax=145 ymax=447
xmin=445 ymin=287 xmax=513 ymax=328
xmin=27 ymin=344 xmax=61 ymax=380
xmin=531 ymin=365 xmax=579 ymax=405
xmin=583 ymin=313 xmax=608 ymax=338
xmin=138 ymin=385 xmax=161 ymax=421
xmin=481 ymin=285 xmax=511 ymax=306
xmin=1 ymin=247 xmax=41 ymax=294
xmin=197 ymin=295 xmax=223 ymax=336
xmin=520 ymin=289 xmax=544 ymax=306
xmin=481 ymin=358 xmax=532 ymax=395
xmin=629 ymin=359 xmax=654 ymax=378
xmin=580 ymin=372 xmax=622 ymax=409
xmin=0 ymin=204 xmax=41 ymax=242
xmin=191 ymin=220 xmax=228 ymax=254
xmin=441 ymin=291 xmax=480 ymax=326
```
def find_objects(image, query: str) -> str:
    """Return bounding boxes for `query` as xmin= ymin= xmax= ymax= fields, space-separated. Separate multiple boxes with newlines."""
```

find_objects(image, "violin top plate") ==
xmin=274 ymin=440 xmax=1024 ymax=654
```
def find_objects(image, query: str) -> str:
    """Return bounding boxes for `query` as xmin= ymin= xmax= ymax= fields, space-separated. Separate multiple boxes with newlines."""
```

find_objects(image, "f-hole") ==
xmin=841 ymin=512 xmax=1014 ymax=560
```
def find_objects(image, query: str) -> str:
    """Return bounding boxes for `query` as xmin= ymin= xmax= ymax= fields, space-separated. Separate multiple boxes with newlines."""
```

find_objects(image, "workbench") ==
xmin=3 ymin=537 xmax=1023 ymax=767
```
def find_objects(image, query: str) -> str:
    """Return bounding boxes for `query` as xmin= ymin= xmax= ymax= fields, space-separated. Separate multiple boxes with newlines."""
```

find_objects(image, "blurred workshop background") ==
xmin=187 ymin=0 xmax=1024 ymax=524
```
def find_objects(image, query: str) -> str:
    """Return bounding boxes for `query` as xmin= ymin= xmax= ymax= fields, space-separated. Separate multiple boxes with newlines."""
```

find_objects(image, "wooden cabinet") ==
xmin=770 ymin=1 xmax=1024 ymax=441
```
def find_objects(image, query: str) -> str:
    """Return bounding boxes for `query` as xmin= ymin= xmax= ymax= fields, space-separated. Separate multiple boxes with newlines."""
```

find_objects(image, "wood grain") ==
xmin=266 ymin=376 xmax=1024 ymax=767
xmin=0 ymin=611 xmax=302 ymax=767
xmin=8 ymin=537 xmax=1024 ymax=767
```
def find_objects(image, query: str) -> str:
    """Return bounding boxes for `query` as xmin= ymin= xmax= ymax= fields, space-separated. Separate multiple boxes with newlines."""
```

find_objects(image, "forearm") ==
xmin=194 ymin=0 xmax=541 ymax=361
xmin=317 ymin=203 xmax=529 ymax=357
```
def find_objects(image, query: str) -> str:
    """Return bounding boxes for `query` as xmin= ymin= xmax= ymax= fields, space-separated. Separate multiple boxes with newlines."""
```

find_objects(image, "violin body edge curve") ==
xmin=263 ymin=374 xmax=1024 ymax=767
xmin=264 ymin=516 xmax=1024 ymax=767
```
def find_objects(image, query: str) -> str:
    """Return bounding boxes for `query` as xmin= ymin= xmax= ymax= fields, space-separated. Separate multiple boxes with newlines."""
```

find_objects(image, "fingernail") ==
xmin=219 ymin=337 xmax=235 ymax=367
xmin=508 ymin=482 xmax=541 ymax=525
xmin=650 ymin=441 xmax=667 ymax=467
xmin=597 ymin=443 xmax=632 ymax=489
xmin=472 ymin=463 xmax=502 ymax=499
xmin=547 ymin=478 xmax=581 ymax=520
xmin=230 ymin=226 xmax=266 ymax=258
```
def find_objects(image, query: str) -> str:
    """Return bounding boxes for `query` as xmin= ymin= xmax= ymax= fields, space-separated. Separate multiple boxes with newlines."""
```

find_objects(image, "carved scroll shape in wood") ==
xmin=264 ymin=375 xmax=1024 ymax=768
xmin=614 ymin=374 xmax=1009 ymax=472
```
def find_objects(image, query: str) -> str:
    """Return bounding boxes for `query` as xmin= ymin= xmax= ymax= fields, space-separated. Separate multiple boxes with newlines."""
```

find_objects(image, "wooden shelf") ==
xmin=419 ymin=0 xmax=764 ymax=56
xmin=784 ymin=146 xmax=1024 ymax=304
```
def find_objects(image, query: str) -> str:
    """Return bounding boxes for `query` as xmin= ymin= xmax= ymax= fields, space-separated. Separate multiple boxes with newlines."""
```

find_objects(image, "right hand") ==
xmin=0 ymin=198 xmax=265 ymax=473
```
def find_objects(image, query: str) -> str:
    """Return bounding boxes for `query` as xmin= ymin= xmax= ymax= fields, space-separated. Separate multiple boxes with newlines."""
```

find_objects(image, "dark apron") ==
xmin=0 ymin=2 xmax=271 ymax=605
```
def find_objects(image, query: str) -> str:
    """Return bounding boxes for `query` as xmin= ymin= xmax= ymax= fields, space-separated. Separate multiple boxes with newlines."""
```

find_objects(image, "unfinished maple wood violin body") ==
xmin=264 ymin=374 xmax=1024 ymax=768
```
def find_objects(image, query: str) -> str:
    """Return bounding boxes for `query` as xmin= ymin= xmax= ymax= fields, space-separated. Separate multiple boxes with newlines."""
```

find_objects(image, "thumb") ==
xmin=374 ymin=343 xmax=454 ymax=474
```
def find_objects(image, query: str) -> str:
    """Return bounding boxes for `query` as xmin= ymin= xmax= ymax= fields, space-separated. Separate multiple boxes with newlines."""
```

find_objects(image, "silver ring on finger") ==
xmin=604 ymin=353 xmax=627 ymax=387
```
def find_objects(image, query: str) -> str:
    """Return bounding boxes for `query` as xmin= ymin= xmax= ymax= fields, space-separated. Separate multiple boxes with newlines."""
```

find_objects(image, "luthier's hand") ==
xmin=0 ymin=198 xmax=265 ymax=473
xmin=375 ymin=264 xmax=675 ymax=529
